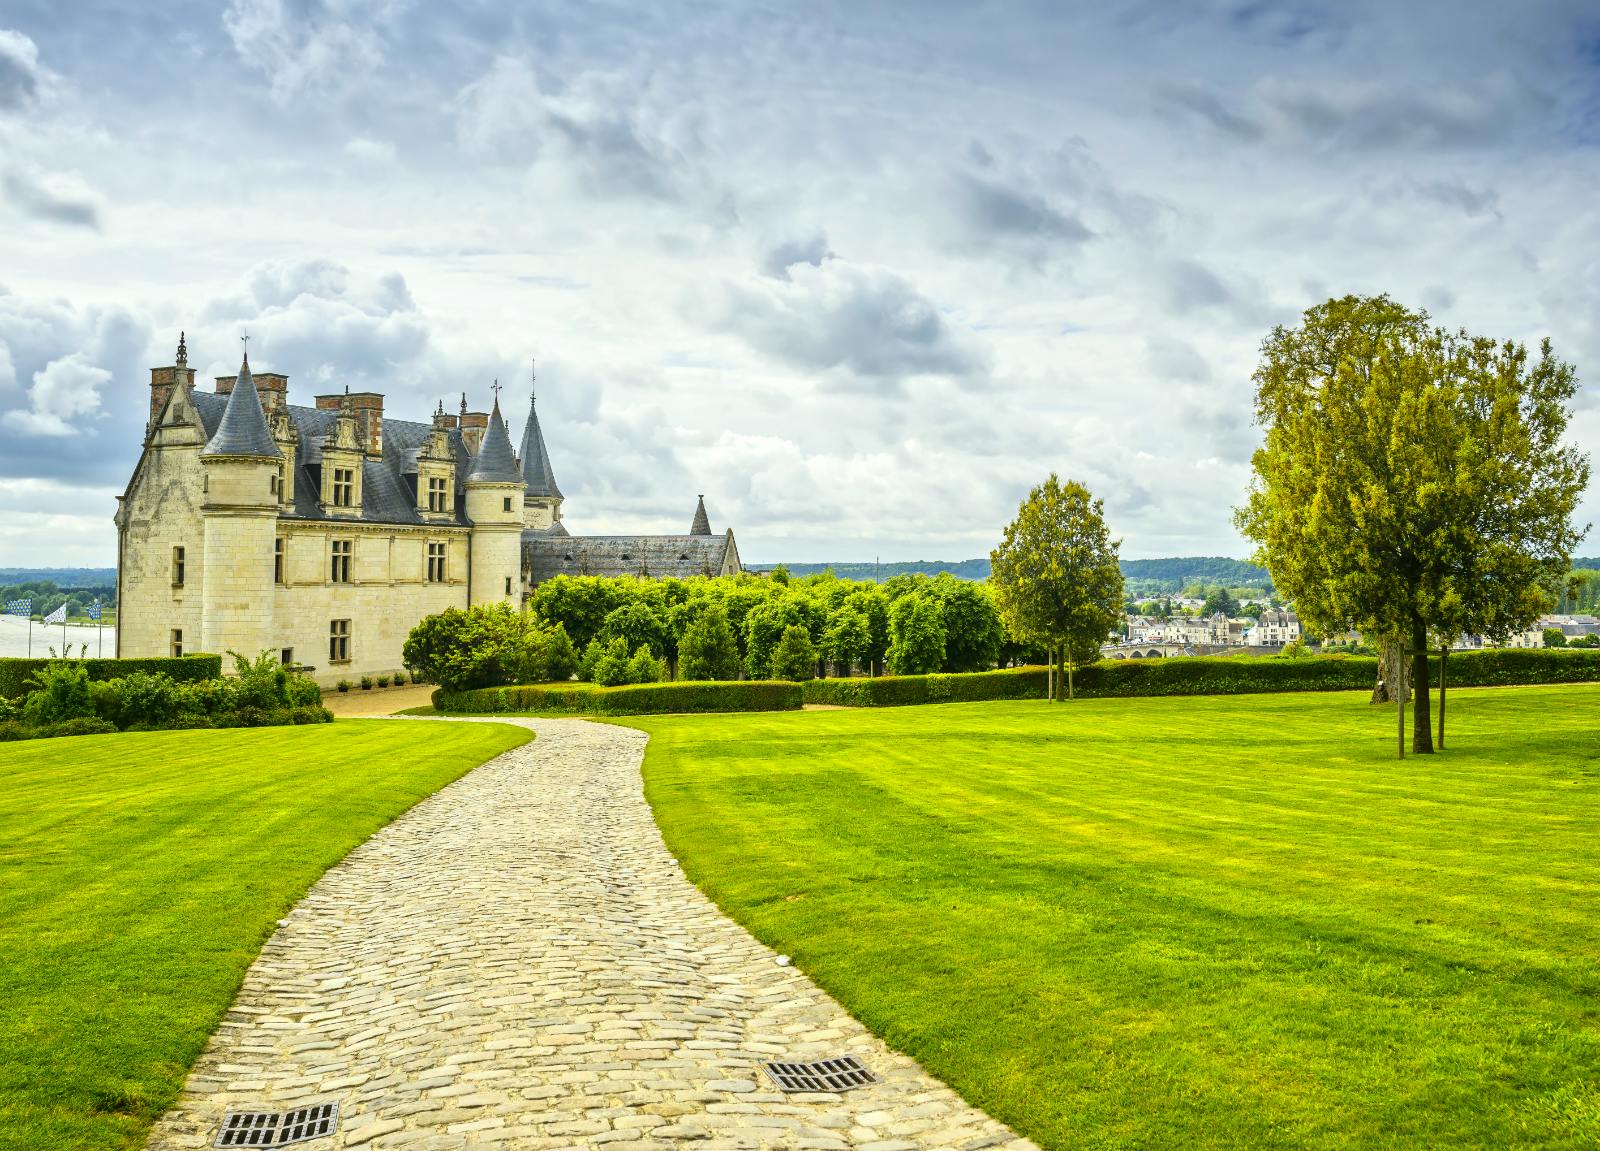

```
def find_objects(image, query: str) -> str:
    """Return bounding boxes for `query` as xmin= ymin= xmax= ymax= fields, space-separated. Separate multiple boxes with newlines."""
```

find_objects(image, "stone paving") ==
xmin=147 ymin=718 xmax=1036 ymax=1151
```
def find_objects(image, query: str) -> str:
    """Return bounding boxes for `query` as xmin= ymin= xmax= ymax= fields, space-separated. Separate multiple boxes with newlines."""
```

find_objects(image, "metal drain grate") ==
xmin=215 ymin=1102 xmax=338 ymax=1147
xmin=763 ymin=1056 xmax=879 ymax=1093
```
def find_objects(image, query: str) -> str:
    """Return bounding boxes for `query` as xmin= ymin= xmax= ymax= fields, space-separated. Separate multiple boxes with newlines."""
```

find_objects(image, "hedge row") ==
xmin=434 ymin=680 xmax=804 ymax=715
xmin=0 ymin=705 xmax=332 ymax=742
xmin=0 ymin=654 xmax=222 ymax=699
xmin=801 ymin=648 xmax=1600 ymax=706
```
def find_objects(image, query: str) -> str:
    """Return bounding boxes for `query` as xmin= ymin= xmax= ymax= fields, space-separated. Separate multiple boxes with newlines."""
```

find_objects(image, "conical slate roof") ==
xmin=690 ymin=494 xmax=711 ymax=536
xmin=467 ymin=399 xmax=522 ymax=483
xmin=201 ymin=356 xmax=281 ymax=459
xmin=519 ymin=392 xmax=562 ymax=498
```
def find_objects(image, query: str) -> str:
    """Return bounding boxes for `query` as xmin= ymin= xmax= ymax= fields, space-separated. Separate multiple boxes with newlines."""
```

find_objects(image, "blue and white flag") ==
xmin=42 ymin=602 xmax=67 ymax=625
xmin=3 ymin=598 xmax=30 ymax=617
xmin=87 ymin=601 xmax=102 ymax=622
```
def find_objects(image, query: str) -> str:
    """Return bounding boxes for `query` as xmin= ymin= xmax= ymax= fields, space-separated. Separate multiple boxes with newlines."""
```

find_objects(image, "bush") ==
xmin=100 ymin=670 xmax=183 ymax=729
xmin=544 ymin=625 xmax=579 ymax=683
xmin=37 ymin=716 xmax=117 ymax=738
xmin=360 ymin=675 xmax=373 ymax=690
xmin=625 ymin=645 xmax=667 ymax=685
xmin=593 ymin=638 xmax=635 ymax=687
xmin=22 ymin=662 xmax=94 ymax=727
xmin=393 ymin=670 xmax=409 ymax=686
xmin=0 ymin=654 xmax=221 ymax=699
xmin=338 ymin=680 xmax=352 ymax=693
xmin=377 ymin=675 xmax=391 ymax=688
xmin=0 ymin=720 xmax=31 ymax=742
xmin=434 ymin=679 xmax=804 ymax=716
xmin=679 ymin=604 xmax=742 ymax=681
xmin=771 ymin=624 xmax=818 ymax=681
xmin=285 ymin=675 xmax=322 ymax=707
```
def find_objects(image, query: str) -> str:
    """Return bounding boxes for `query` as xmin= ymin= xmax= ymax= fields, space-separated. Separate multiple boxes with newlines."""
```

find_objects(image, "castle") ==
xmin=115 ymin=337 xmax=740 ymax=683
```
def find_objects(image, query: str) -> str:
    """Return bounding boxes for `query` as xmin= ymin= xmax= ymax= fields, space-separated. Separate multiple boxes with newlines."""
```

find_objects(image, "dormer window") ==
xmin=331 ymin=467 xmax=354 ymax=507
xmin=427 ymin=476 xmax=448 ymax=512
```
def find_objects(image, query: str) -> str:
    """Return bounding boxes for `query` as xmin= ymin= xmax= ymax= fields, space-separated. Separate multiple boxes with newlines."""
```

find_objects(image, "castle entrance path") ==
xmin=147 ymin=717 xmax=1034 ymax=1151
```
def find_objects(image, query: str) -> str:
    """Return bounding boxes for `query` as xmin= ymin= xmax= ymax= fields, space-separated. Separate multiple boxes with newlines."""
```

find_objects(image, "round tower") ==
xmin=465 ymin=394 xmax=526 ymax=604
xmin=199 ymin=351 xmax=282 ymax=658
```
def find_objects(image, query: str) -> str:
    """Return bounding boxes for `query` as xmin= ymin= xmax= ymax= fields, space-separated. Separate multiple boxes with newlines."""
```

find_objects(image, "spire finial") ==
xmin=530 ymin=358 xmax=537 ymax=409
xmin=459 ymin=392 xmax=467 ymax=417
xmin=491 ymin=378 xmax=502 ymax=403
xmin=176 ymin=331 xmax=188 ymax=367
xmin=240 ymin=329 xmax=250 ymax=366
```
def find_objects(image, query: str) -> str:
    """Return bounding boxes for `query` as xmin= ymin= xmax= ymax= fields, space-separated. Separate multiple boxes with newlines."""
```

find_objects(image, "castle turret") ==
xmin=199 ymin=351 xmax=282 ymax=659
xmin=465 ymin=395 xmax=525 ymax=604
xmin=519 ymin=364 xmax=564 ymax=532
xmin=690 ymin=494 xmax=711 ymax=536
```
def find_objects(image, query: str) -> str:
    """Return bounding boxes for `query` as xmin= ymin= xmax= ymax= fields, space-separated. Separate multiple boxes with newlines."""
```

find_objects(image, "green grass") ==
xmin=629 ymin=686 xmax=1600 ymax=1151
xmin=0 ymin=721 xmax=531 ymax=1151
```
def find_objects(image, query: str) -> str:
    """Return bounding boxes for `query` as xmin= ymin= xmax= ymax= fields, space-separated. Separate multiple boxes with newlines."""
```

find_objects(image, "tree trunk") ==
xmin=1411 ymin=619 xmax=1433 ymax=754
xmin=1372 ymin=636 xmax=1408 ymax=704
xmin=1397 ymin=670 xmax=1405 ymax=760
xmin=1055 ymin=645 xmax=1067 ymax=701
xmin=1437 ymin=646 xmax=1448 ymax=750
xmin=1066 ymin=656 xmax=1075 ymax=700
xmin=1046 ymin=649 xmax=1054 ymax=701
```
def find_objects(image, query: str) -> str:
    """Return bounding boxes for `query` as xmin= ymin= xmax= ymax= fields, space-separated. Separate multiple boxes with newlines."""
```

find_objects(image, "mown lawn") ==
xmin=630 ymin=686 xmax=1600 ymax=1151
xmin=0 ymin=720 xmax=531 ymax=1151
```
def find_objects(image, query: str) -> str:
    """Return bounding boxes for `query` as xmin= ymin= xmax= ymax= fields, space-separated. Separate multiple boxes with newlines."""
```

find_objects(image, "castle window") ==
xmin=503 ymin=497 xmax=513 ymax=512
xmin=331 ymin=467 xmax=355 ymax=507
xmin=280 ymin=647 xmax=294 ymax=666
xmin=427 ymin=476 xmax=448 ymax=512
xmin=171 ymin=546 xmax=185 ymax=587
xmin=330 ymin=539 xmax=353 ymax=583
xmin=426 ymin=541 xmax=447 ymax=583
xmin=274 ymin=538 xmax=285 ymax=584
xmin=170 ymin=629 xmax=183 ymax=657
xmin=329 ymin=619 xmax=350 ymax=663
xmin=269 ymin=471 xmax=278 ymax=496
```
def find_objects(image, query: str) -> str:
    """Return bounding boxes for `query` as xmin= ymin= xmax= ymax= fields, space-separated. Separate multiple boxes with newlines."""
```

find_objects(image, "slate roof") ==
xmin=523 ymin=531 xmax=734 ymax=584
xmin=518 ymin=395 xmax=562 ymax=498
xmin=200 ymin=357 xmax=281 ymax=459
xmin=191 ymin=390 xmax=472 ymax=526
xmin=467 ymin=400 xmax=521 ymax=483
xmin=690 ymin=495 xmax=711 ymax=536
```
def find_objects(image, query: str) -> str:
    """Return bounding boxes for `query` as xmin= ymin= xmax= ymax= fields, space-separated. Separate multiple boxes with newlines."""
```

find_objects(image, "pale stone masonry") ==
xmin=116 ymin=338 xmax=741 ymax=683
xmin=146 ymin=718 xmax=1035 ymax=1151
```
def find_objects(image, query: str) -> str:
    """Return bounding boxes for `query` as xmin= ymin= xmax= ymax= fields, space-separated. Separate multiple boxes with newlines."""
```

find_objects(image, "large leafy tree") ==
xmin=990 ymin=475 xmax=1124 ymax=699
xmin=1236 ymin=295 xmax=1589 ymax=753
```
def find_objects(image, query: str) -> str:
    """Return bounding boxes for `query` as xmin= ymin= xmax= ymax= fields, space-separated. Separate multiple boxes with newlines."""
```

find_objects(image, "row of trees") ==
xmin=0 ymin=580 xmax=116 ymax=620
xmin=404 ymin=571 xmax=1048 ymax=691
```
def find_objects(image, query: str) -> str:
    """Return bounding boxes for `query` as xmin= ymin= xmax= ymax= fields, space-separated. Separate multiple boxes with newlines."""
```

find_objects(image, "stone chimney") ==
xmin=460 ymin=410 xmax=489 ymax=454
xmin=315 ymin=390 xmax=385 ymax=456
xmin=149 ymin=332 xmax=196 ymax=426
xmin=252 ymin=372 xmax=289 ymax=415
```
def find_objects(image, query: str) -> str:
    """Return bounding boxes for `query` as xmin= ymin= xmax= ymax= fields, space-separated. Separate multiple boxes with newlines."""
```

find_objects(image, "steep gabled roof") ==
xmin=468 ymin=400 xmax=521 ymax=483
xmin=200 ymin=357 xmax=281 ymax=459
xmin=522 ymin=532 xmax=733 ymax=584
xmin=519 ymin=392 xmax=562 ymax=498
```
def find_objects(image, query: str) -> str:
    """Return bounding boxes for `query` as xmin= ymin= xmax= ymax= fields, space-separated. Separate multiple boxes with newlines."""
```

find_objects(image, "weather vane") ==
xmin=491 ymin=378 xmax=502 ymax=403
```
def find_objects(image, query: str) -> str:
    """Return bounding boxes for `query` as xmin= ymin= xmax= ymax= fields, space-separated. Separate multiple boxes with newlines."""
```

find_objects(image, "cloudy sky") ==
xmin=2 ymin=1 xmax=1598 ymax=566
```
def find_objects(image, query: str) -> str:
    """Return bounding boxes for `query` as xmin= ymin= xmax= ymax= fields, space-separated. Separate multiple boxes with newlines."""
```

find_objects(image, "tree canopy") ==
xmin=1235 ymin=294 xmax=1590 ymax=752
xmin=990 ymin=475 xmax=1124 ymax=698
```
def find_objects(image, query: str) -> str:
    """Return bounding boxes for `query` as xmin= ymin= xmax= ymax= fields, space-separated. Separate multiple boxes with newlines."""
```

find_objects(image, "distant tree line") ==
xmin=0 ymin=581 xmax=117 ymax=620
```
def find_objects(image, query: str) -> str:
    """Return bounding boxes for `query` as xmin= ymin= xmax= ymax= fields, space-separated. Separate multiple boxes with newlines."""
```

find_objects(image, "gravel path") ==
xmin=147 ymin=718 xmax=1034 ymax=1151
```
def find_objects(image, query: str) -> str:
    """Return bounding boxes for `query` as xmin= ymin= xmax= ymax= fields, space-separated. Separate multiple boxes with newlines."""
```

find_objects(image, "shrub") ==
xmin=291 ymin=705 xmax=334 ymax=725
xmin=37 ymin=716 xmax=117 ymax=738
xmin=626 ymin=645 xmax=666 ymax=685
xmin=377 ymin=674 xmax=391 ymax=688
xmin=360 ymin=676 xmax=373 ymax=690
xmin=771 ymin=624 xmax=818 ymax=681
xmin=593 ymin=638 xmax=634 ymax=687
xmin=434 ymin=679 xmax=803 ymax=716
xmin=22 ymin=662 xmax=94 ymax=727
xmin=679 ymin=604 xmax=742 ymax=681
xmin=285 ymin=675 xmax=322 ymax=707
xmin=886 ymin=596 xmax=946 ymax=675
xmin=0 ymin=720 xmax=31 ymax=742
xmin=577 ymin=638 xmax=604 ymax=683
xmin=544 ymin=625 xmax=580 ymax=683
xmin=338 ymin=680 xmax=352 ymax=693
xmin=0 ymin=654 xmax=221 ymax=699
xmin=392 ymin=670 xmax=409 ymax=686
xmin=107 ymin=671 xmax=183 ymax=729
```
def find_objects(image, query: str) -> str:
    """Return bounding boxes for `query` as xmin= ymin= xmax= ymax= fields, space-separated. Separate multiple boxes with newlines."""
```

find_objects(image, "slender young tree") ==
xmin=990 ymin=475 xmax=1124 ymax=700
xmin=1236 ymin=295 xmax=1589 ymax=753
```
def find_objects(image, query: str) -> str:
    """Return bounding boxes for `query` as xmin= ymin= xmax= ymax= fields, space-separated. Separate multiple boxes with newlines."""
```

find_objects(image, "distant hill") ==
xmin=1574 ymin=557 xmax=1600 ymax=571
xmin=755 ymin=556 xmax=1273 ymax=590
xmin=0 ymin=568 xmax=117 ymax=587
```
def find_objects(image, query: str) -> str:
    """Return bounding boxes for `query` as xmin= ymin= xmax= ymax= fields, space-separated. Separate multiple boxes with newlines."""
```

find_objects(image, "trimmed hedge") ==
xmin=800 ymin=648 xmax=1600 ymax=707
xmin=434 ymin=680 xmax=804 ymax=715
xmin=0 ymin=654 xmax=222 ymax=699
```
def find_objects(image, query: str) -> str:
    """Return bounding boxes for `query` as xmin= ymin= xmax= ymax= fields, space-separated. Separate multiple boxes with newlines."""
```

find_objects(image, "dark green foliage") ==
xmin=435 ymin=679 xmax=804 ymax=715
xmin=744 ymin=597 xmax=810 ymax=678
xmin=601 ymin=601 xmax=670 ymax=657
xmin=925 ymin=574 xmax=1002 ymax=672
xmin=678 ymin=605 xmax=741 ymax=680
xmin=1543 ymin=628 xmax=1567 ymax=648
xmin=625 ymin=645 xmax=668 ymax=684
xmin=770 ymin=624 xmax=818 ymax=681
xmin=544 ymin=625 xmax=579 ymax=682
xmin=0 ymin=654 xmax=221 ymax=699
xmin=402 ymin=603 xmax=572 ymax=690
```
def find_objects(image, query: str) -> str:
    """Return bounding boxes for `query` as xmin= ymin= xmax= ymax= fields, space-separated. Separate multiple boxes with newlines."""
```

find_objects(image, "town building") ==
xmin=115 ymin=337 xmax=740 ymax=683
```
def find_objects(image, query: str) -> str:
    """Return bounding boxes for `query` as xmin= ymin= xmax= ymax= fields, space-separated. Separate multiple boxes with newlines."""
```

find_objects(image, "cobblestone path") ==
xmin=147 ymin=718 xmax=1036 ymax=1151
